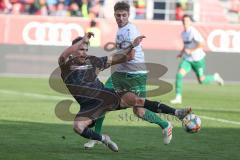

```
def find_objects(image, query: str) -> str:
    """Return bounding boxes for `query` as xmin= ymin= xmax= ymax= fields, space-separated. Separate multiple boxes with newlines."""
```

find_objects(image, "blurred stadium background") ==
xmin=0 ymin=0 xmax=240 ymax=81
xmin=0 ymin=0 xmax=240 ymax=160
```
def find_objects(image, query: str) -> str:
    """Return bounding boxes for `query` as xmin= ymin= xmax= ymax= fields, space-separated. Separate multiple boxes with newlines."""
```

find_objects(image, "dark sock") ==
xmin=80 ymin=128 xmax=102 ymax=141
xmin=144 ymin=99 xmax=176 ymax=115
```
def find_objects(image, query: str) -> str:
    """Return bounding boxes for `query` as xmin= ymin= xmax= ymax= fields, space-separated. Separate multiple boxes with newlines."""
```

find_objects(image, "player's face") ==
xmin=182 ymin=17 xmax=192 ymax=30
xmin=114 ymin=10 xmax=129 ymax=28
xmin=76 ymin=43 xmax=88 ymax=63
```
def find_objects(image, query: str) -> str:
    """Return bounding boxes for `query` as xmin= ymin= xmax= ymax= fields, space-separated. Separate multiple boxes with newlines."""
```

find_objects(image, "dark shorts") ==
xmin=74 ymin=87 xmax=126 ymax=120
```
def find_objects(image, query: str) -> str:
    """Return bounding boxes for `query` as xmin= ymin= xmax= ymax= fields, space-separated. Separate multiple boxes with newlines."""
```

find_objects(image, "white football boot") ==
xmin=162 ymin=122 xmax=173 ymax=145
xmin=84 ymin=140 xmax=99 ymax=149
xmin=175 ymin=107 xmax=192 ymax=120
xmin=102 ymin=135 xmax=118 ymax=152
xmin=214 ymin=73 xmax=224 ymax=86
xmin=170 ymin=95 xmax=182 ymax=104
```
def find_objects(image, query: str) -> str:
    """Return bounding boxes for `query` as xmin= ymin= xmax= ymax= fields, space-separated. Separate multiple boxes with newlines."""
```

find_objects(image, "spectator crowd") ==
xmin=0 ymin=0 xmax=148 ymax=19
xmin=0 ymin=0 xmax=105 ymax=18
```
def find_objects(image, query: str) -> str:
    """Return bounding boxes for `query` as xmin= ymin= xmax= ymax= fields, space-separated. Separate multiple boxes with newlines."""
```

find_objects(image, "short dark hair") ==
xmin=114 ymin=1 xmax=130 ymax=12
xmin=90 ymin=20 xmax=97 ymax=27
xmin=72 ymin=36 xmax=83 ymax=45
xmin=176 ymin=2 xmax=181 ymax=8
xmin=182 ymin=14 xmax=193 ymax=21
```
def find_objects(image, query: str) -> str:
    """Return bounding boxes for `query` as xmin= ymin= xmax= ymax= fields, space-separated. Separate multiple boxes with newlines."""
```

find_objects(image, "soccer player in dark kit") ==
xmin=58 ymin=32 xmax=191 ymax=152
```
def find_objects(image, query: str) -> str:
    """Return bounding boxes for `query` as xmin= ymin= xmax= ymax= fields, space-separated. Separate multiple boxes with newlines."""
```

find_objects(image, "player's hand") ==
xmin=83 ymin=32 xmax=94 ymax=43
xmin=177 ymin=54 xmax=183 ymax=58
xmin=86 ymin=32 xmax=94 ymax=39
xmin=132 ymin=35 xmax=146 ymax=47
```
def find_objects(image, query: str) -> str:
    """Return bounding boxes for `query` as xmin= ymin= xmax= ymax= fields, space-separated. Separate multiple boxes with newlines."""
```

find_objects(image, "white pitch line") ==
xmin=195 ymin=108 xmax=240 ymax=113
xmin=200 ymin=115 xmax=240 ymax=125
xmin=0 ymin=89 xmax=71 ymax=101
xmin=1 ymin=89 xmax=240 ymax=125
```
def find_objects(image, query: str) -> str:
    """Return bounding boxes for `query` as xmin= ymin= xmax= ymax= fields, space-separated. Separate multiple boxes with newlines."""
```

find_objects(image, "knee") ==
xmin=134 ymin=97 xmax=145 ymax=107
xmin=133 ymin=107 xmax=145 ymax=118
xmin=178 ymin=68 xmax=186 ymax=77
xmin=123 ymin=93 xmax=144 ymax=106
xmin=73 ymin=121 xmax=86 ymax=134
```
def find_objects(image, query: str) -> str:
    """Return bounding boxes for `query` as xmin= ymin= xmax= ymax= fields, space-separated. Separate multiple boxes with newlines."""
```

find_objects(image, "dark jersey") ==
xmin=59 ymin=55 xmax=121 ymax=116
xmin=60 ymin=55 xmax=110 ymax=89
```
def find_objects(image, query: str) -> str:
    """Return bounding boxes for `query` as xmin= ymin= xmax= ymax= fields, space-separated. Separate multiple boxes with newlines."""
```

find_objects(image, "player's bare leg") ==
xmin=73 ymin=117 xmax=118 ymax=152
xmin=84 ymin=116 xmax=105 ymax=149
xmin=120 ymin=92 xmax=192 ymax=144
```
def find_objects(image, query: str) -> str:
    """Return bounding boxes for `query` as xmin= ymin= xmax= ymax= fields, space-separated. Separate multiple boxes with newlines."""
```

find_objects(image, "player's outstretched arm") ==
xmin=58 ymin=32 xmax=94 ymax=65
xmin=107 ymin=35 xmax=145 ymax=65
xmin=177 ymin=47 xmax=185 ymax=58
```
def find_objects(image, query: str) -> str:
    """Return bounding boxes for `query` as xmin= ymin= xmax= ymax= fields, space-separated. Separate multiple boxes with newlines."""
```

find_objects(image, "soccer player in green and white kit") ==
xmin=170 ymin=15 xmax=224 ymax=104
xmin=84 ymin=1 xmax=174 ymax=148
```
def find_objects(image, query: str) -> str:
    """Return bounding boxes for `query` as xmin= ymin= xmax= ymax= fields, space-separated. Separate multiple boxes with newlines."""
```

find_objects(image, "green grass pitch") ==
xmin=0 ymin=77 xmax=240 ymax=160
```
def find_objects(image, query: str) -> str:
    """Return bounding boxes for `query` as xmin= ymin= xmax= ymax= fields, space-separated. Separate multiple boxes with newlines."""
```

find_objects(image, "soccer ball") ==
xmin=182 ymin=113 xmax=201 ymax=133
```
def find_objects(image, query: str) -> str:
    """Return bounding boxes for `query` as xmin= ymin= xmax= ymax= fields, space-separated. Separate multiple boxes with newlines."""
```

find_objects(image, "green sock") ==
xmin=202 ymin=75 xmax=214 ymax=84
xmin=94 ymin=116 xmax=105 ymax=134
xmin=176 ymin=73 xmax=183 ymax=95
xmin=143 ymin=110 xmax=169 ymax=129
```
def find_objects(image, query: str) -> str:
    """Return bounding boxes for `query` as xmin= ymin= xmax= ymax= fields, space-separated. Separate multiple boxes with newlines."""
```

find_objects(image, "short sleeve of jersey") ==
xmin=116 ymin=23 xmax=141 ymax=49
xmin=128 ymin=24 xmax=140 ymax=42
xmin=192 ymin=27 xmax=204 ymax=43
xmin=89 ymin=56 xmax=110 ymax=71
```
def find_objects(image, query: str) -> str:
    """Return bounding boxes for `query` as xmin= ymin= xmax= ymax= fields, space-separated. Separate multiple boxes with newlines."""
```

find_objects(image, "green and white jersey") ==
xmin=115 ymin=23 xmax=146 ymax=73
xmin=182 ymin=26 xmax=206 ymax=62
